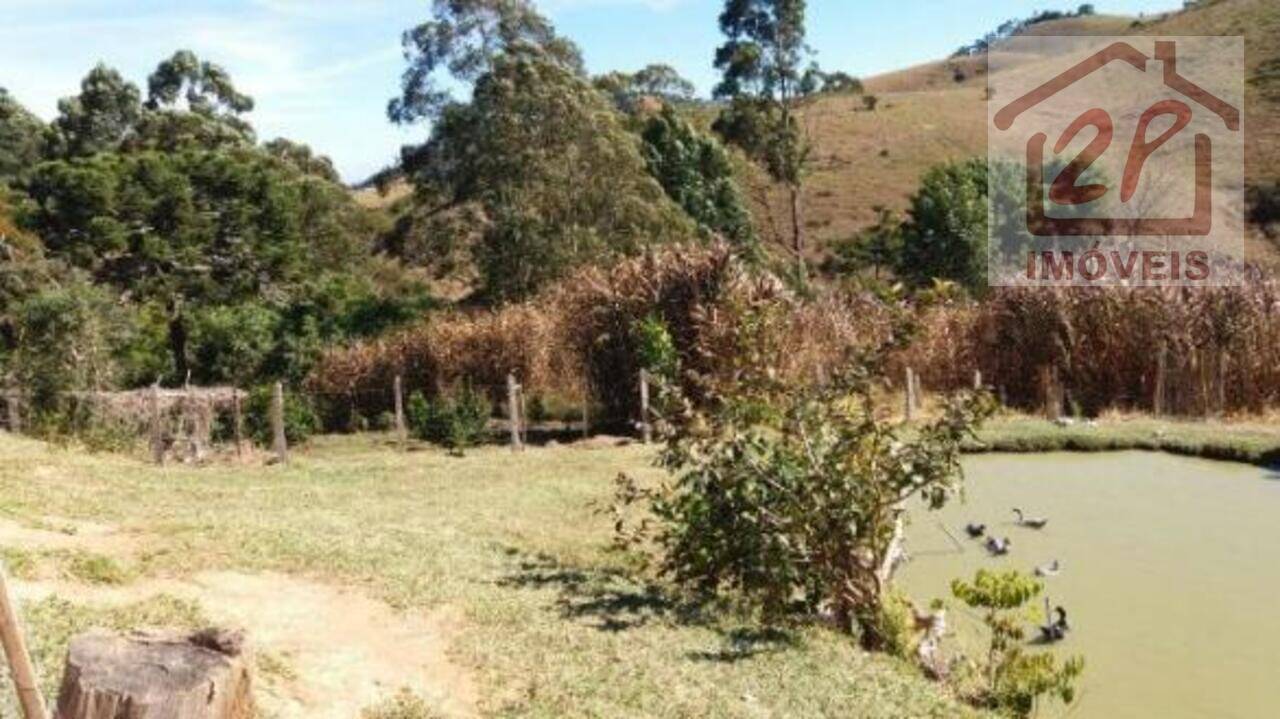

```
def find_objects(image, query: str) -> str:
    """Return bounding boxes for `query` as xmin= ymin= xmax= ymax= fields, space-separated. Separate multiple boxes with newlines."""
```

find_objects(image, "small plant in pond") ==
xmin=406 ymin=386 xmax=490 ymax=455
xmin=951 ymin=569 xmax=1085 ymax=717
xmin=612 ymin=353 xmax=995 ymax=649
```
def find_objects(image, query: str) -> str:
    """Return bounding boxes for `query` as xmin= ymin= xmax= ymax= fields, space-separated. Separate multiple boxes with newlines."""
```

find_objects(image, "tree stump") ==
xmin=55 ymin=629 xmax=252 ymax=719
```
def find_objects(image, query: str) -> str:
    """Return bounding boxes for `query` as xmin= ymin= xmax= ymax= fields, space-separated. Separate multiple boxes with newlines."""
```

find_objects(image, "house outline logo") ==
xmin=993 ymin=40 xmax=1240 ymax=237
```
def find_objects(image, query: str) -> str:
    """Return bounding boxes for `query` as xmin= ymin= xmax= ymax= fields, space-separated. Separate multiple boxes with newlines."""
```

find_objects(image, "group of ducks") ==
xmin=963 ymin=508 xmax=1071 ymax=643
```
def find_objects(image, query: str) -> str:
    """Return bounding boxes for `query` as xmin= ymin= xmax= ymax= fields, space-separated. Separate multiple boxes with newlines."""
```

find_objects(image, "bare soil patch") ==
xmin=12 ymin=571 xmax=477 ymax=718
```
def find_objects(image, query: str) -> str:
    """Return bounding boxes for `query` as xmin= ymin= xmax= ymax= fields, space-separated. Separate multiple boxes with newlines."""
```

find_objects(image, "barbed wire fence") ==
xmin=1 ymin=354 xmax=1199 ymax=466
xmin=0 ymin=369 xmax=660 ymax=465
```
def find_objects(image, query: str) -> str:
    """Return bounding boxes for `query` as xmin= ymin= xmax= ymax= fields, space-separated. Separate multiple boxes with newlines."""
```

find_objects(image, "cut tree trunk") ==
xmin=55 ymin=629 xmax=252 ymax=719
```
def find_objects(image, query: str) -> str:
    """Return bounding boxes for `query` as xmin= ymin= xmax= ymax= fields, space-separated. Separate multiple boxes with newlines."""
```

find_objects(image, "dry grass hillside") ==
xmin=748 ymin=0 xmax=1280 ymax=259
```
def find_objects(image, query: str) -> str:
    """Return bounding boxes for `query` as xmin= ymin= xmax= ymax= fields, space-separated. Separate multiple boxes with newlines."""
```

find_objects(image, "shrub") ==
xmin=406 ymin=387 xmax=490 ymax=453
xmin=633 ymin=313 xmax=679 ymax=382
xmin=613 ymin=359 xmax=995 ymax=646
xmin=1246 ymin=181 xmax=1280 ymax=232
xmin=245 ymin=385 xmax=318 ymax=447
xmin=951 ymin=570 xmax=1085 ymax=717
xmin=862 ymin=94 xmax=879 ymax=111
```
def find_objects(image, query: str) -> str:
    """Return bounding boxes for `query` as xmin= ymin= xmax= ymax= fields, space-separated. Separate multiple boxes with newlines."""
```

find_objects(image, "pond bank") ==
xmin=969 ymin=416 xmax=1280 ymax=467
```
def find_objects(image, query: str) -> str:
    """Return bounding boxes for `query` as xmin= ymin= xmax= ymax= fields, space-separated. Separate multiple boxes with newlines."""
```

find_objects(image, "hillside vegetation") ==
xmin=749 ymin=0 xmax=1280 ymax=259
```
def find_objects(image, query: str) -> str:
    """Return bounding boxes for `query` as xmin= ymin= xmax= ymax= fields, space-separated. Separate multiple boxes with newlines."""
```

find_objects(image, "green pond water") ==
xmin=899 ymin=451 xmax=1280 ymax=719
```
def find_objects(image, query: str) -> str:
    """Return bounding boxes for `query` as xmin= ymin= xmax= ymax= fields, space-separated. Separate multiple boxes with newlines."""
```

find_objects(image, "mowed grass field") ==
xmin=0 ymin=432 xmax=985 ymax=719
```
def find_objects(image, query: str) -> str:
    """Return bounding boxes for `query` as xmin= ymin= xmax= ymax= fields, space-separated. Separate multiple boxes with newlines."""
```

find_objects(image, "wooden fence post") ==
xmin=1153 ymin=345 xmax=1166 ymax=416
xmin=507 ymin=373 xmax=523 ymax=451
xmin=4 ymin=392 xmax=19 ymax=434
xmin=232 ymin=390 xmax=244 ymax=458
xmin=271 ymin=382 xmax=288 ymax=464
xmin=186 ymin=385 xmax=206 ymax=463
xmin=0 ymin=560 xmax=48 ymax=719
xmin=1040 ymin=365 xmax=1062 ymax=421
xmin=149 ymin=385 xmax=164 ymax=465
xmin=581 ymin=395 xmax=590 ymax=439
xmin=518 ymin=385 xmax=528 ymax=446
xmin=393 ymin=375 xmax=407 ymax=449
xmin=904 ymin=367 xmax=916 ymax=422
xmin=639 ymin=369 xmax=652 ymax=444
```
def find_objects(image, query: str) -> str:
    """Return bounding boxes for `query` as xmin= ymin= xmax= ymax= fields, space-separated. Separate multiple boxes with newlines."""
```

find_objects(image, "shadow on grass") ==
xmin=497 ymin=547 xmax=800 ymax=663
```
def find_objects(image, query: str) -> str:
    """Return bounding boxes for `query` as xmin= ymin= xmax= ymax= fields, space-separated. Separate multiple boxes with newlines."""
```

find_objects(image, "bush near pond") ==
xmin=406 ymin=387 xmax=490 ymax=453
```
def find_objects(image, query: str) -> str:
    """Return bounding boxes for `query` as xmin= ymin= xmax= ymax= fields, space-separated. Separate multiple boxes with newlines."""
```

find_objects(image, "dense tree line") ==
xmin=0 ymin=53 xmax=433 ymax=420
xmin=386 ymin=0 xmax=766 ymax=301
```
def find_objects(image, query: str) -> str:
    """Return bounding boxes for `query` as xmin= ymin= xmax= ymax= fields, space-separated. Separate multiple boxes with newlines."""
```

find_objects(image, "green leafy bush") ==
xmin=951 ymin=569 xmax=1085 ymax=717
xmin=406 ymin=387 xmax=491 ymax=453
xmin=244 ymin=385 xmax=318 ymax=447
xmin=614 ymin=359 xmax=994 ymax=645
xmin=632 ymin=313 xmax=679 ymax=382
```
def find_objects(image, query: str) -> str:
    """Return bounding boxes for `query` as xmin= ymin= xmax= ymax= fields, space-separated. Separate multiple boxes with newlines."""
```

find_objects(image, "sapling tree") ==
xmin=712 ymin=0 xmax=817 ymax=281
xmin=951 ymin=570 xmax=1085 ymax=717
xmin=613 ymin=336 xmax=996 ymax=646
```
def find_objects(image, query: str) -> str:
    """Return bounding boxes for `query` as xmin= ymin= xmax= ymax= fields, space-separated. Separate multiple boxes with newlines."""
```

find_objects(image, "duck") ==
xmin=1034 ymin=559 xmax=1061 ymax=577
xmin=1013 ymin=508 xmax=1049 ymax=529
xmin=965 ymin=523 xmax=987 ymax=538
xmin=985 ymin=537 xmax=1012 ymax=556
xmin=1039 ymin=604 xmax=1070 ymax=643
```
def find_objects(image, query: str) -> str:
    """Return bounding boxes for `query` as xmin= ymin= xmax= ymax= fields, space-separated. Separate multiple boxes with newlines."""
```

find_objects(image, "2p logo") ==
xmin=986 ymin=36 xmax=1244 ymax=286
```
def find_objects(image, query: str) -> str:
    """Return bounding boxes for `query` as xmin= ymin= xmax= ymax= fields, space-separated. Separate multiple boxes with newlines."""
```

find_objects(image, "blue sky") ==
xmin=0 ymin=0 xmax=1179 ymax=183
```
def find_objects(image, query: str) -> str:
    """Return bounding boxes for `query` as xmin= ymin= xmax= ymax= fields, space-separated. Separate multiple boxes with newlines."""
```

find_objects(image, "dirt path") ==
xmin=4 ymin=519 xmax=478 ymax=718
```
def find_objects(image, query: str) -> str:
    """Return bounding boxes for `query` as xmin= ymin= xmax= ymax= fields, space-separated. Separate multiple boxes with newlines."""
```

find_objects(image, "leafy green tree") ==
xmin=391 ymin=4 xmax=696 ymax=302
xmin=188 ymin=303 xmax=280 ymax=387
xmin=263 ymin=138 xmax=340 ymax=183
xmin=0 ymin=89 xmax=45 ymax=184
xmin=23 ymin=146 xmax=391 ymax=382
xmin=388 ymin=0 xmax=583 ymax=126
xmin=828 ymin=206 xmax=902 ymax=280
xmin=640 ymin=106 xmax=757 ymax=252
xmin=0 ymin=191 xmax=55 ymax=374
xmin=896 ymin=158 xmax=989 ymax=293
xmin=712 ymin=0 xmax=816 ymax=280
xmin=137 ymin=50 xmax=256 ymax=150
xmin=5 ymin=53 xmax=431 ymax=399
xmin=952 ymin=570 xmax=1085 ymax=717
xmin=595 ymin=64 xmax=697 ymax=112
xmin=819 ymin=71 xmax=863 ymax=95
xmin=47 ymin=64 xmax=143 ymax=158
xmin=146 ymin=50 xmax=254 ymax=115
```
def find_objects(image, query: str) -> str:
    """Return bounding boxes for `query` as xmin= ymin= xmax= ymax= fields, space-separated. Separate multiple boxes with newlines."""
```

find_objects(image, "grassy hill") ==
xmin=363 ymin=0 xmax=1280 ymax=271
xmin=747 ymin=0 xmax=1280 ymax=260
